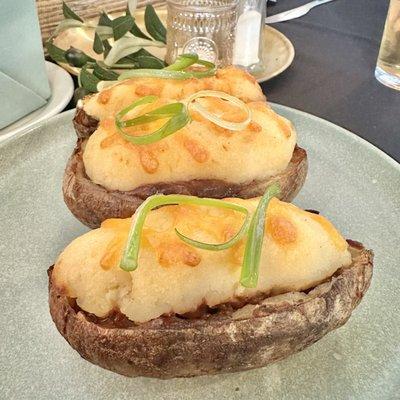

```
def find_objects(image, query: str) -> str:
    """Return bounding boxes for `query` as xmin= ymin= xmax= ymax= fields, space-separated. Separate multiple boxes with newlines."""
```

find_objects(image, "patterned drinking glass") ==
xmin=165 ymin=0 xmax=239 ymax=67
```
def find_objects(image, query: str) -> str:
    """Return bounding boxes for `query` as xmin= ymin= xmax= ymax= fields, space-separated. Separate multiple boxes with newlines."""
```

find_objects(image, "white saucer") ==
xmin=0 ymin=61 xmax=74 ymax=143
xmin=53 ymin=8 xmax=294 ymax=84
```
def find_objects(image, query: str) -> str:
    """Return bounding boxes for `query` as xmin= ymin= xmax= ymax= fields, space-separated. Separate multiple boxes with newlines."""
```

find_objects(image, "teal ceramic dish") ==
xmin=0 ymin=106 xmax=398 ymax=399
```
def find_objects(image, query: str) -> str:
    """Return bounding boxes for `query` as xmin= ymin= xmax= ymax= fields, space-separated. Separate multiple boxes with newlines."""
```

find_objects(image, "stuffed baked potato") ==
xmin=64 ymin=67 xmax=307 ymax=228
xmin=49 ymin=192 xmax=372 ymax=378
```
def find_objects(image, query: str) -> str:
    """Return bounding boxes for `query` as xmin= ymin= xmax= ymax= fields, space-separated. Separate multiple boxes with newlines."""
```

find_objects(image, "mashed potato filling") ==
xmin=53 ymin=198 xmax=352 ymax=323
xmin=83 ymin=98 xmax=297 ymax=191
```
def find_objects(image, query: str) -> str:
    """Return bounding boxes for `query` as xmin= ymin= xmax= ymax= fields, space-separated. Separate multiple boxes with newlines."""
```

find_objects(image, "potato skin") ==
xmin=62 ymin=140 xmax=308 ymax=228
xmin=73 ymin=107 xmax=98 ymax=139
xmin=48 ymin=242 xmax=372 ymax=379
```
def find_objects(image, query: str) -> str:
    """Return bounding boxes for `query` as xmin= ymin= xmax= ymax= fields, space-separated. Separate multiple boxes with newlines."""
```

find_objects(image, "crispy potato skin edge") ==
xmin=62 ymin=141 xmax=308 ymax=228
xmin=48 ymin=244 xmax=372 ymax=379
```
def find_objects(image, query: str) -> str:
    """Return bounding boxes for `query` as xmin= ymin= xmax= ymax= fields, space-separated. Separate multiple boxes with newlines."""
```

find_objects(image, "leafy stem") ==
xmin=48 ymin=1 xmax=168 ymax=95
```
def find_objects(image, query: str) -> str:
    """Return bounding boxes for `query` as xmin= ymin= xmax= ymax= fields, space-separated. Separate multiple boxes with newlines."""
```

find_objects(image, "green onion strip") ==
xmin=186 ymin=90 xmax=252 ymax=131
xmin=240 ymin=183 xmax=281 ymax=288
xmin=115 ymin=95 xmax=190 ymax=145
xmin=117 ymin=53 xmax=216 ymax=81
xmin=119 ymin=194 xmax=250 ymax=272
xmin=113 ymin=53 xmax=252 ymax=143
xmin=115 ymin=90 xmax=251 ymax=144
xmin=164 ymin=53 xmax=199 ymax=71
xmin=119 ymin=184 xmax=281 ymax=287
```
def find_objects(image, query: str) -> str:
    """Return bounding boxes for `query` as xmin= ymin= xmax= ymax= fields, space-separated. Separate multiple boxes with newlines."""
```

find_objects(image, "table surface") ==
xmin=263 ymin=0 xmax=399 ymax=162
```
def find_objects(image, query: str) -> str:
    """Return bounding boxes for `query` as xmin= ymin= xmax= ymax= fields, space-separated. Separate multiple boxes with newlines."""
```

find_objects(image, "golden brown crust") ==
xmin=62 ymin=140 xmax=308 ymax=228
xmin=48 ymin=242 xmax=373 ymax=378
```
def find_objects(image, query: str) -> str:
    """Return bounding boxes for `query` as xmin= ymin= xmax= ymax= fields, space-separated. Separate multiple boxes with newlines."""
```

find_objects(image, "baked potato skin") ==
xmin=73 ymin=107 xmax=98 ymax=139
xmin=48 ymin=242 xmax=372 ymax=379
xmin=63 ymin=140 xmax=308 ymax=228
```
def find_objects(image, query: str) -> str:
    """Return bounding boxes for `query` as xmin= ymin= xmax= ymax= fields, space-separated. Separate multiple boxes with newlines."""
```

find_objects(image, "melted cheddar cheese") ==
xmin=53 ymin=198 xmax=351 ymax=323
xmin=83 ymin=98 xmax=296 ymax=191
xmin=80 ymin=67 xmax=296 ymax=191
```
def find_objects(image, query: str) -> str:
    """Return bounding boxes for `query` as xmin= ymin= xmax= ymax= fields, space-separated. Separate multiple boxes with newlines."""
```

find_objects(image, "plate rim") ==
xmin=272 ymin=103 xmax=400 ymax=170
xmin=1 ymin=104 xmax=398 ymax=173
xmin=257 ymin=26 xmax=295 ymax=82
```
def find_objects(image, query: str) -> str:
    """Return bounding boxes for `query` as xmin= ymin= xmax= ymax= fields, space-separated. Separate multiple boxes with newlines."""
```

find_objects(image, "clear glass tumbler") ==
xmin=165 ymin=0 xmax=239 ymax=67
xmin=375 ymin=0 xmax=400 ymax=90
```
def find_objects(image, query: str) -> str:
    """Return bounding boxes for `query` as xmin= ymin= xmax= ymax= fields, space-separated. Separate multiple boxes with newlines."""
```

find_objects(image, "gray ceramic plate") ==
xmin=0 ymin=106 xmax=399 ymax=400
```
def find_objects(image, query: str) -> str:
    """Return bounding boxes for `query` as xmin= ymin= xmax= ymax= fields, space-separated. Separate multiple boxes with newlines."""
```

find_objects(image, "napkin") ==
xmin=0 ymin=0 xmax=51 ymax=129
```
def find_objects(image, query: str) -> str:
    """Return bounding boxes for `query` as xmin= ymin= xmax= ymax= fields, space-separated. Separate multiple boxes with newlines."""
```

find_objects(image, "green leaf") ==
xmin=133 ymin=55 xmax=165 ymax=69
xmin=103 ymin=36 xmax=164 ymax=66
xmin=62 ymin=1 xmax=83 ymax=22
xmin=103 ymin=40 xmax=112 ymax=57
xmin=96 ymin=25 xmax=113 ymax=41
xmin=112 ymin=15 xmax=134 ymax=41
xmin=130 ymin=21 xmax=152 ymax=40
xmin=124 ymin=2 xmax=151 ymax=40
xmin=80 ymin=67 xmax=100 ymax=92
xmin=45 ymin=41 xmax=67 ymax=63
xmin=93 ymin=32 xmax=104 ymax=54
xmin=125 ymin=48 xmax=166 ymax=69
xmin=93 ymin=64 xmax=119 ymax=81
xmin=98 ymin=11 xmax=113 ymax=27
xmin=54 ymin=19 xmax=85 ymax=35
xmin=114 ymin=57 xmax=138 ymax=66
xmin=144 ymin=5 xmax=167 ymax=44
xmin=129 ymin=48 xmax=154 ymax=58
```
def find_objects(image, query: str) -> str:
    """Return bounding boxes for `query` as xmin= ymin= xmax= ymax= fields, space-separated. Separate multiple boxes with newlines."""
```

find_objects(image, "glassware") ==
xmin=375 ymin=0 xmax=400 ymax=90
xmin=165 ymin=0 xmax=239 ymax=67
xmin=233 ymin=0 xmax=266 ymax=75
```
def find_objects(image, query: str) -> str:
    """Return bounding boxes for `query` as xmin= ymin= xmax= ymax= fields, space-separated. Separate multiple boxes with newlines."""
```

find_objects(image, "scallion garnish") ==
xmin=117 ymin=54 xmax=216 ymax=81
xmin=114 ymin=88 xmax=251 ymax=144
xmin=186 ymin=90 xmax=251 ymax=131
xmin=164 ymin=53 xmax=199 ymax=71
xmin=117 ymin=67 xmax=214 ymax=81
xmin=119 ymin=195 xmax=250 ymax=272
xmin=239 ymin=183 xmax=281 ymax=288
xmin=115 ymin=96 xmax=190 ymax=145
xmin=119 ymin=185 xmax=281 ymax=288
xmin=175 ymin=210 xmax=250 ymax=251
